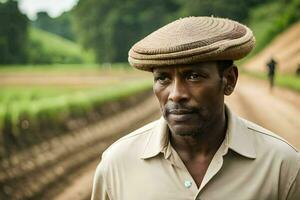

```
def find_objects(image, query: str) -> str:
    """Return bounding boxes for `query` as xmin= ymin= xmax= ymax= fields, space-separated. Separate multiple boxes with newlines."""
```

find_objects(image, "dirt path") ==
xmin=37 ymin=96 xmax=160 ymax=200
xmin=244 ymin=21 xmax=300 ymax=74
xmin=226 ymin=75 xmax=300 ymax=148
xmin=52 ymin=75 xmax=300 ymax=200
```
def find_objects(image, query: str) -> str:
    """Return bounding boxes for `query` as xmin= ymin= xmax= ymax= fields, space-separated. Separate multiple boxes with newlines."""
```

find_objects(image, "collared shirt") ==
xmin=91 ymin=107 xmax=300 ymax=200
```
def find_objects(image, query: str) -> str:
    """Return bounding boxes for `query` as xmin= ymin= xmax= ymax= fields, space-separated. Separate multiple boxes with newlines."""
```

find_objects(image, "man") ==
xmin=91 ymin=17 xmax=300 ymax=200
xmin=266 ymin=57 xmax=277 ymax=90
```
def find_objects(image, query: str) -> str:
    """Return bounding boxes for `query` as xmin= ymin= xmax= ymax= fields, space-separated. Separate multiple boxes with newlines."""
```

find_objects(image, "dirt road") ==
xmin=52 ymin=75 xmax=300 ymax=200
xmin=226 ymin=75 xmax=300 ymax=148
xmin=244 ymin=21 xmax=300 ymax=74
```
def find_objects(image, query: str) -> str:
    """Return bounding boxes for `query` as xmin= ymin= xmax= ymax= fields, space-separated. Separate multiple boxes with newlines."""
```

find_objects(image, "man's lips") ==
xmin=168 ymin=109 xmax=195 ymax=115
xmin=167 ymin=109 xmax=196 ymax=122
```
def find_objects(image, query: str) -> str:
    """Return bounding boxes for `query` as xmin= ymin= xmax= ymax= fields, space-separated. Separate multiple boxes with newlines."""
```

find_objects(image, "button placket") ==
xmin=195 ymin=140 xmax=228 ymax=199
xmin=169 ymin=146 xmax=199 ymax=195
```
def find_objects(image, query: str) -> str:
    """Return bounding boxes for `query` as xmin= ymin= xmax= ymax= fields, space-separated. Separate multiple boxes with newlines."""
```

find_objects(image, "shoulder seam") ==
xmin=104 ymin=124 xmax=154 ymax=154
xmin=111 ymin=123 xmax=154 ymax=144
xmin=248 ymin=127 xmax=298 ymax=152
xmin=285 ymin=155 xmax=300 ymax=198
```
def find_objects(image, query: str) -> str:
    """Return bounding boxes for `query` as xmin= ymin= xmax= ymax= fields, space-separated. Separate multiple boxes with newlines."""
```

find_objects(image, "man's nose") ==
xmin=168 ymin=79 xmax=189 ymax=103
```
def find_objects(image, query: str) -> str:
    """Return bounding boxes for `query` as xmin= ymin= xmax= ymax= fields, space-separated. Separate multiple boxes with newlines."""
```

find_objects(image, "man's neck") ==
xmin=170 ymin=111 xmax=227 ymax=159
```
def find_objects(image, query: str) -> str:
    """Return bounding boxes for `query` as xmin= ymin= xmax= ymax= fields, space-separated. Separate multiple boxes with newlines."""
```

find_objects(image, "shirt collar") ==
xmin=225 ymin=106 xmax=256 ymax=159
xmin=140 ymin=117 xmax=170 ymax=159
xmin=140 ymin=105 xmax=256 ymax=160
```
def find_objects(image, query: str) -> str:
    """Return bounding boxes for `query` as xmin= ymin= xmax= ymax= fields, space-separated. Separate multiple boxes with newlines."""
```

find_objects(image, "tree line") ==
xmin=0 ymin=0 xmax=79 ymax=64
xmin=0 ymin=0 xmax=28 ymax=64
xmin=0 ymin=0 xmax=298 ymax=64
xmin=72 ymin=0 xmax=289 ymax=63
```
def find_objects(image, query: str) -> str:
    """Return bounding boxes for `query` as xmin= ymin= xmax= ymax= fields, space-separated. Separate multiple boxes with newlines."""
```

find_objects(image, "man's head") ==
xmin=128 ymin=16 xmax=255 ymax=136
xmin=152 ymin=61 xmax=237 ymax=136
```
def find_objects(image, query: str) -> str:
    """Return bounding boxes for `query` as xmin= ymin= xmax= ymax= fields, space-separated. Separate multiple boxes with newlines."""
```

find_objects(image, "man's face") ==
xmin=153 ymin=61 xmax=226 ymax=137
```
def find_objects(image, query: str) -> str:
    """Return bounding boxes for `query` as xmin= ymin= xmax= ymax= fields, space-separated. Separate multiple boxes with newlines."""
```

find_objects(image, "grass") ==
xmin=0 ymin=79 xmax=151 ymax=106
xmin=0 ymin=85 xmax=104 ymax=103
xmin=247 ymin=1 xmax=283 ymax=55
xmin=242 ymin=0 xmax=300 ymax=92
xmin=247 ymin=0 xmax=300 ymax=55
xmin=242 ymin=70 xmax=300 ymax=92
xmin=0 ymin=64 xmax=153 ymax=156
xmin=0 ymin=63 xmax=133 ymax=74
xmin=28 ymin=27 xmax=95 ymax=64
xmin=0 ymin=78 xmax=153 ymax=155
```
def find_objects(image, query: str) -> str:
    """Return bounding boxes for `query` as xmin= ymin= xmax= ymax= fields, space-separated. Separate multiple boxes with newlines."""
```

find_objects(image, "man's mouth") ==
xmin=168 ymin=109 xmax=194 ymax=115
xmin=167 ymin=109 xmax=196 ymax=122
xmin=164 ymin=102 xmax=199 ymax=122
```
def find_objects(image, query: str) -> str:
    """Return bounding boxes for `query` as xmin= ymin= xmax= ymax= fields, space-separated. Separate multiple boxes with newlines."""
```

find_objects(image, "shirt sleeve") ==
xmin=286 ymin=170 xmax=300 ymax=200
xmin=91 ymin=159 xmax=112 ymax=200
xmin=286 ymin=154 xmax=300 ymax=200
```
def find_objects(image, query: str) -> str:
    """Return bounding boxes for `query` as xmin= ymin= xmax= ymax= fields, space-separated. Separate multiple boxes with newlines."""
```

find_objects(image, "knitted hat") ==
xmin=128 ymin=16 xmax=255 ymax=71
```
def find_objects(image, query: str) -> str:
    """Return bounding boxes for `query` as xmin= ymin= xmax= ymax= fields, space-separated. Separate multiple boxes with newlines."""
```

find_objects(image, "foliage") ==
xmin=1 ymin=0 xmax=298 ymax=65
xmin=73 ymin=0 xmax=181 ymax=63
xmin=178 ymin=0 xmax=272 ymax=22
xmin=0 ymin=63 xmax=131 ymax=74
xmin=27 ymin=27 xmax=94 ymax=64
xmin=32 ymin=11 xmax=76 ymax=41
xmin=248 ymin=0 xmax=300 ymax=54
xmin=73 ymin=0 xmax=280 ymax=63
xmin=0 ymin=79 xmax=152 ymax=156
xmin=243 ymin=70 xmax=300 ymax=92
xmin=0 ymin=0 xmax=28 ymax=64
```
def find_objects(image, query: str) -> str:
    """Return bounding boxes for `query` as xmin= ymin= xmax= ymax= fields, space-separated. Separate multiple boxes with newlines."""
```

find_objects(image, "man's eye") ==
xmin=154 ymin=76 xmax=170 ymax=84
xmin=187 ymin=73 xmax=201 ymax=81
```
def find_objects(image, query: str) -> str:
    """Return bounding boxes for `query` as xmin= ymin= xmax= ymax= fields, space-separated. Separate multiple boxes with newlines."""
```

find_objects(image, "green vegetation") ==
xmin=0 ymin=1 xmax=28 ymax=64
xmin=28 ymin=27 xmax=94 ymax=64
xmin=0 ymin=0 xmax=94 ymax=64
xmin=0 ymin=63 xmax=152 ymax=156
xmin=243 ymin=0 xmax=300 ymax=92
xmin=2 ymin=0 xmax=299 ymax=66
xmin=32 ymin=11 xmax=75 ymax=41
xmin=276 ymin=75 xmax=300 ymax=92
xmin=73 ymin=0 xmax=273 ymax=63
xmin=0 ymin=77 xmax=152 ymax=156
xmin=0 ymin=63 xmax=131 ymax=74
xmin=73 ymin=0 xmax=181 ymax=63
xmin=248 ymin=0 xmax=300 ymax=55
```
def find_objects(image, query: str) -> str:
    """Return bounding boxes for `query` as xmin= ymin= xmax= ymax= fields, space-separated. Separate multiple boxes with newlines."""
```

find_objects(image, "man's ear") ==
xmin=223 ymin=65 xmax=238 ymax=96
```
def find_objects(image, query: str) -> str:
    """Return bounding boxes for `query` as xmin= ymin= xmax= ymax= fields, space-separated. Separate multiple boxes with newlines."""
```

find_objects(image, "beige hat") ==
xmin=128 ymin=16 xmax=255 ymax=71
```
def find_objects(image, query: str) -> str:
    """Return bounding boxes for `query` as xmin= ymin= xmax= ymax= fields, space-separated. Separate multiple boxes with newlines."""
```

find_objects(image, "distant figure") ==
xmin=266 ymin=57 xmax=277 ymax=90
xmin=296 ymin=64 xmax=300 ymax=76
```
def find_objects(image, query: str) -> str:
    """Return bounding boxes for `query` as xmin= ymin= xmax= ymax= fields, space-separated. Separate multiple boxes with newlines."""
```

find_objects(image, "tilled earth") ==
xmin=50 ymin=75 xmax=300 ymax=200
xmin=226 ymin=75 xmax=300 ymax=148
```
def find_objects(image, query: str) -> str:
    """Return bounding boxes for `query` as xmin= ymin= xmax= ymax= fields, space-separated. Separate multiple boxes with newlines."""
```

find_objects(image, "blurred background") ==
xmin=0 ymin=0 xmax=299 ymax=199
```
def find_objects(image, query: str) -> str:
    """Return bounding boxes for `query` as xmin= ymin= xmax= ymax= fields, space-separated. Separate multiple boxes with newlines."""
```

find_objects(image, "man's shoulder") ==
xmin=101 ymin=119 xmax=159 ymax=161
xmin=241 ymin=117 xmax=299 ymax=157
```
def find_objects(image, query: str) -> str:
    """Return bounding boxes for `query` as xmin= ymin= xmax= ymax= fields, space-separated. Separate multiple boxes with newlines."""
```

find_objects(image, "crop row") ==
xmin=0 ymin=79 xmax=152 ymax=158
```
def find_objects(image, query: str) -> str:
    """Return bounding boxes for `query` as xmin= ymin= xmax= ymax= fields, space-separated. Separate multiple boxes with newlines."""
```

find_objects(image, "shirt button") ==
xmin=184 ymin=180 xmax=192 ymax=188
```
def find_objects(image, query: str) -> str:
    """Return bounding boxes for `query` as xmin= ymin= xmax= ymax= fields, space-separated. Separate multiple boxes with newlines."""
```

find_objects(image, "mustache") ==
xmin=165 ymin=102 xmax=199 ymax=115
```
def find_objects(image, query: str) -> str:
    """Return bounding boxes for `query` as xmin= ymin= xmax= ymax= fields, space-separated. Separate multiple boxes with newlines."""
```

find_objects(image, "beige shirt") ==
xmin=91 ymin=107 xmax=300 ymax=200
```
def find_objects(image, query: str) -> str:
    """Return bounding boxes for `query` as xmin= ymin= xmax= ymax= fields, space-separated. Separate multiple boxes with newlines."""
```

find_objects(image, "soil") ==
xmin=51 ymin=75 xmax=300 ymax=200
xmin=244 ymin=21 xmax=300 ymax=74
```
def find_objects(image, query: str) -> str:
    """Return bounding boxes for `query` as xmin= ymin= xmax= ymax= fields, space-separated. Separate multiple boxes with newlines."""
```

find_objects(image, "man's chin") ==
xmin=169 ymin=125 xmax=202 ymax=137
xmin=175 ymin=131 xmax=197 ymax=137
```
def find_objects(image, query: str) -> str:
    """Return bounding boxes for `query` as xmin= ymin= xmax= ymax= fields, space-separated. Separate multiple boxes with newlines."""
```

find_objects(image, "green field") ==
xmin=247 ymin=0 xmax=300 ymax=57
xmin=28 ymin=27 xmax=95 ymax=64
xmin=0 ymin=63 xmax=134 ymax=75
xmin=0 ymin=64 xmax=152 ymax=156
xmin=241 ymin=69 xmax=300 ymax=92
